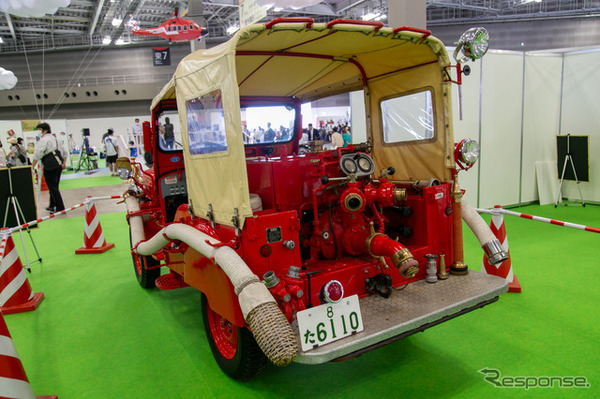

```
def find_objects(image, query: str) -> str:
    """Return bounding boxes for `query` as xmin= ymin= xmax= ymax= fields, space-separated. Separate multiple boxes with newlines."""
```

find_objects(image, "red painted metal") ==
xmin=393 ymin=26 xmax=432 ymax=38
xmin=265 ymin=17 xmax=314 ymax=29
xmin=327 ymin=19 xmax=384 ymax=31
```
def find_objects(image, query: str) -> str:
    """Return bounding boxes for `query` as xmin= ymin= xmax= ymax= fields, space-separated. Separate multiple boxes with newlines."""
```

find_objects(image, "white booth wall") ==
xmin=451 ymin=47 xmax=600 ymax=209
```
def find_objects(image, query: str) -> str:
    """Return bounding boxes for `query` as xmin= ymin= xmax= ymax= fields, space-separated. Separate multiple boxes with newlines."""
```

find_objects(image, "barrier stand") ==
xmin=479 ymin=206 xmax=521 ymax=293
xmin=0 ymin=232 xmax=45 ymax=314
xmin=75 ymin=197 xmax=117 ymax=254
xmin=0 ymin=311 xmax=57 ymax=399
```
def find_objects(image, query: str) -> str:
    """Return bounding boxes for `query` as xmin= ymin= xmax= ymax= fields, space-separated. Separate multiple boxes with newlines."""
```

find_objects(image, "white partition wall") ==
xmin=478 ymin=52 xmax=524 ymax=209
xmin=561 ymin=50 xmax=600 ymax=202
xmin=521 ymin=54 xmax=563 ymax=204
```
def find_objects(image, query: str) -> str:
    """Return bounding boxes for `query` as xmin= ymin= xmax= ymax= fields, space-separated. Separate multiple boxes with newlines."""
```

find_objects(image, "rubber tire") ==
xmin=201 ymin=294 xmax=268 ymax=380
xmin=129 ymin=226 xmax=160 ymax=288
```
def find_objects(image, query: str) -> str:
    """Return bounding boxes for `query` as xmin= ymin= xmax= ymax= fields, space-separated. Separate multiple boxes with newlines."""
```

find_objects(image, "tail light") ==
xmin=320 ymin=280 xmax=344 ymax=304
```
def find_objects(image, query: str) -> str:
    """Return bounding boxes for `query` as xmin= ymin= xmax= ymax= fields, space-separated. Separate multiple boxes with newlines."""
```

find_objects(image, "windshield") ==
xmin=242 ymin=105 xmax=295 ymax=145
xmin=157 ymin=110 xmax=183 ymax=152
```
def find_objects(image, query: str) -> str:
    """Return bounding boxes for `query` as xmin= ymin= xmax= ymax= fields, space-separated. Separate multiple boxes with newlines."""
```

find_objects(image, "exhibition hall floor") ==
xmin=4 ymin=174 xmax=599 ymax=398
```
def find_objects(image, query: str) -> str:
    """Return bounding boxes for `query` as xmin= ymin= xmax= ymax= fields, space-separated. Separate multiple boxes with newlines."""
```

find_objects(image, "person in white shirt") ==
xmin=131 ymin=118 xmax=143 ymax=147
xmin=104 ymin=130 xmax=120 ymax=176
xmin=32 ymin=123 xmax=67 ymax=212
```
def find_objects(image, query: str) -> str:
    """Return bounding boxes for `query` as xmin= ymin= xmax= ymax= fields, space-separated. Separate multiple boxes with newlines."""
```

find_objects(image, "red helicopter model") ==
xmin=131 ymin=8 xmax=207 ymax=43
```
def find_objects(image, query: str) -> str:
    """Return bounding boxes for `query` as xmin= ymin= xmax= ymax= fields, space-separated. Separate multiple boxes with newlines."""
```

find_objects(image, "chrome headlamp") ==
xmin=453 ymin=27 xmax=489 ymax=64
xmin=455 ymin=139 xmax=480 ymax=169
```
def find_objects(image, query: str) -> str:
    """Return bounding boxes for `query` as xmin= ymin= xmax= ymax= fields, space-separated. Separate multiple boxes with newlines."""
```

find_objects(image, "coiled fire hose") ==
xmin=124 ymin=192 xmax=297 ymax=366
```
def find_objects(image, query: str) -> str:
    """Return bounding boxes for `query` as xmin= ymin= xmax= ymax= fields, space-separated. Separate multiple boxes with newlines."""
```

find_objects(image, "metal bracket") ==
xmin=206 ymin=203 xmax=215 ymax=228
xmin=231 ymin=207 xmax=241 ymax=236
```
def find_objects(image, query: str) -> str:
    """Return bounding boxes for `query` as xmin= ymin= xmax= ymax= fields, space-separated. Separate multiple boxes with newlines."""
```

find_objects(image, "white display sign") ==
xmin=239 ymin=0 xmax=267 ymax=27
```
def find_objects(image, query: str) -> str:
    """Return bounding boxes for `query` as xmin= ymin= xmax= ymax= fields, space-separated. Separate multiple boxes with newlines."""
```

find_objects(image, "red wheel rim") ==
xmin=133 ymin=255 xmax=142 ymax=277
xmin=207 ymin=301 xmax=237 ymax=359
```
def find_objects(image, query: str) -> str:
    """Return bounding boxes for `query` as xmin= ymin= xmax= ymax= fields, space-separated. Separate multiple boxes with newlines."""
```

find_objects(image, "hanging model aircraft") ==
xmin=131 ymin=8 xmax=207 ymax=43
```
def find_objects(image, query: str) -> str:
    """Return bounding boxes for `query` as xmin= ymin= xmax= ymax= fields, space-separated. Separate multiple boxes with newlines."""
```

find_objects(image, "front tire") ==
xmin=201 ymin=294 xmax=267 ymax=380
xmin=129 ymin=226 xmax=160 ymax=288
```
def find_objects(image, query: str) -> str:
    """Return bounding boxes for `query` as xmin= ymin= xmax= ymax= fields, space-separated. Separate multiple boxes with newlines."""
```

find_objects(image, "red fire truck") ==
xmin=119 ymin=18 xmax=507 ymax=380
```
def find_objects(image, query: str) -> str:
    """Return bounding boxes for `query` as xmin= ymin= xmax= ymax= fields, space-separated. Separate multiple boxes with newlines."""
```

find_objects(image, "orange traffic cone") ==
xmin=481 ymin=205 xmax=521 ymax=293
xmin=40 ymin=174 xmax=48 ymax=192
xmin=0 ymin=233 xmax=44 ymax=315
xmin=75 ymin=200 xmax=115 ymax=254
xmin=0 ymin=311 xmax=57 ymax=399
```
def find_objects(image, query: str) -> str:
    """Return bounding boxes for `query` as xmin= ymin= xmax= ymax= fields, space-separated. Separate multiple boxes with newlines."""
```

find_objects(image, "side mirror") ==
xmin=453 ymin=27 xmax=489 ymax=64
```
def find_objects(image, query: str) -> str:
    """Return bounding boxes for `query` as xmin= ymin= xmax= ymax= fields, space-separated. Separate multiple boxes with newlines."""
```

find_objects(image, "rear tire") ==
xmin=201 ymin=294 xmax=267 ymax=380
xmin=129 ymin=226 xmax=160 ymax=288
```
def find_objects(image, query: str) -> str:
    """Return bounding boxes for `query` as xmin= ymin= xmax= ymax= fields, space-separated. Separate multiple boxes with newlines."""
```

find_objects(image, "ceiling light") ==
xmin=226 ymin=25 xmax=239 ymax=35
xmin=102 ymin=37 xmax=111 ymax=45
xmin=273 ymin=7 xmax=282 ymax=12
xmin=0 ymin=37 xmax=4 ymax=44
xmin=116 ymin=38 xmax=126 ymax=45
xmin=112 ymin=18 xmax=122 ymax=27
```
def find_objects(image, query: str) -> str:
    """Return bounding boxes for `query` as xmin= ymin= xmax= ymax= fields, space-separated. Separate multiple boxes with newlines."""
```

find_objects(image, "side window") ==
xmin=157 ymin=110 xmax=182 ymax=152
xmin=186 ymin=90 xmax=227 ymax=156
xmin=381 ymin=90 xmax=434 ymax=143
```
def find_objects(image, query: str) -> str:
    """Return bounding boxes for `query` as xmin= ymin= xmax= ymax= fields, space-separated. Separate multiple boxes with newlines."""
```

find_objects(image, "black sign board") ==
xmin=556 ymin=135 xmax=589 ymax=182
xmin=153 ymin=47 xmax=171 ymax=66
xmin=0 ymin=166 xmax=37 ymax=228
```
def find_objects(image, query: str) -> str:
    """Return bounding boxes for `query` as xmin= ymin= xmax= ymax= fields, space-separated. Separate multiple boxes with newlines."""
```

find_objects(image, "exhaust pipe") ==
xmin=124 ymin=192 xmax=297 ymax=366
xmin=462 ymin=201 xmax=509 ymax=265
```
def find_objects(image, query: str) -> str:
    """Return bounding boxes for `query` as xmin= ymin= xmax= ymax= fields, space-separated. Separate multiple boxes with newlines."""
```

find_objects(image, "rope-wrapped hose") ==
xmin=125 ymin=194 xmax=297 ymax=365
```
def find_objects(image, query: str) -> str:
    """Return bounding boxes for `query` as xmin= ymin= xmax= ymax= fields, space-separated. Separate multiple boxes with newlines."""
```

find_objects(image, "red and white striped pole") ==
xmin=476 ymin=207 xmax=600 ymax=234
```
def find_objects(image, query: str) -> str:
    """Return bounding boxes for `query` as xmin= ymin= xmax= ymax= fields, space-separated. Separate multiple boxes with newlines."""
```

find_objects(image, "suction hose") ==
xmin=124 ymin=192 xmax=297 ymax=366
xmin=462 ymin=201 xmax=509 ymax=265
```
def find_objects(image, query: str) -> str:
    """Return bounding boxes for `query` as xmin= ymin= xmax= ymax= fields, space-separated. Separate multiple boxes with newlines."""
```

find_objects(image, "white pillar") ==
xmin=187 ymin=0 xmax=206 ymax=53
xmin=388 ymin=0 xmax=426 ymax=29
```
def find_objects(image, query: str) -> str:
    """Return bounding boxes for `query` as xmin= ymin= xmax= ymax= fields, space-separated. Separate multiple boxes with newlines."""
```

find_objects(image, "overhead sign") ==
xmin=239 ymin=0 xmax=267 ymax=27
xmin=153 ymin=47 xmax=171 ymax=66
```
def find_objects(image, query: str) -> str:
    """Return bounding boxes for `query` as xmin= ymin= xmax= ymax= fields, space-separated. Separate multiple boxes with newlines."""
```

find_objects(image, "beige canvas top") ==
xmin=152 ymin=21 xmax=455 ymax=228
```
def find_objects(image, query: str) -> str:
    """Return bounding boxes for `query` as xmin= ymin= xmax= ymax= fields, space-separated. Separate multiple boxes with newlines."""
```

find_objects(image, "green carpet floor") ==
xmin=3 ymin=203 xmax=599 ymax=398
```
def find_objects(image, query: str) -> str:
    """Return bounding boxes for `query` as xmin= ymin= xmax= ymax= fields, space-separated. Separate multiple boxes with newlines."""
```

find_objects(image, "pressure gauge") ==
xmin=342 ymin=158 xmax=357 ymax=174
xmin=357 ymin=157 xmax=371 ymax=172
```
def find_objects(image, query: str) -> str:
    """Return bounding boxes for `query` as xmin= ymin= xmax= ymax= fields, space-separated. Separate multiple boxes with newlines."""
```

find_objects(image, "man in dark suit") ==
xmin=307 ymin=123 xmax=319 ymax=141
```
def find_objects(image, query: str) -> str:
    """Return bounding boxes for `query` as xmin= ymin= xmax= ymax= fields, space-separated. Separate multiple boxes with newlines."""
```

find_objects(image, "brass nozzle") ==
xmin=391 ymin=248 xmax=419 ymax=278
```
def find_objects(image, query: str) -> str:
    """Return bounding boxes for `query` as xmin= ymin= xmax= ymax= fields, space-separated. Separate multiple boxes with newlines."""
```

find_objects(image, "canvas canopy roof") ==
xmin=152 ymin=19 xmax=455 ymax=228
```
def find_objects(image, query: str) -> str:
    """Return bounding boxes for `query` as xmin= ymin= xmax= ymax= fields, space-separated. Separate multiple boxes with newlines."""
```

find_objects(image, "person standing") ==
xmin=32 ymin=123 xmax=67 ymax=213
xmin=341 ymin=125 xmax=352 ymax=147
xmin=7 ymin=137 xmax=27 ymax=166
xmin=163 ymin=117 xmax=175 ymax=149
xmin=104 ymin=129 xmax=119 ymax=176
xmin=331 ymin=127 xmax=344 ymax=148
xmin=0 ymin=140 xmax=7 ymax=167
xmin=131 ymin=118 xmax=143 ymax=148
xmin=307 ymin=123 xmax=319 ymax=141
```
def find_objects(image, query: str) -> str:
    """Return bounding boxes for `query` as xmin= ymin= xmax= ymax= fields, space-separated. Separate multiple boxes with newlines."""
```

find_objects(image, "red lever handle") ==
xmin=327 ymin=18 xmax=384 ymax=31
xmin=393 ymin=26 xmax=431 ymax=38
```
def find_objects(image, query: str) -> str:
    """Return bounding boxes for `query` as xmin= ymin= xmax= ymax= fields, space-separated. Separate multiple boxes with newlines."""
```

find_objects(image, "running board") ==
xmin=293 ymin=271 xmax=508 ymax=364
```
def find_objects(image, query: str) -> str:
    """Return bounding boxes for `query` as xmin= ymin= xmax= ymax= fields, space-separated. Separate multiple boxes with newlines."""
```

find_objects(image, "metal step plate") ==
xmin=293 ymin=271 xmax=508 ymax=364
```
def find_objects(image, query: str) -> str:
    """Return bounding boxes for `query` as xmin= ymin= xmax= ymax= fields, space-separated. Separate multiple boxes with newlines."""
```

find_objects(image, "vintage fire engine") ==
xmin=120 ymin=18 xmax=508 ymax=380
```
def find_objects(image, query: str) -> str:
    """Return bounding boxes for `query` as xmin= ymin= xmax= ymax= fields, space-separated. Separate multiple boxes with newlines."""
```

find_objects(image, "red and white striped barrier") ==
xmin=7 ymin=195 xmax=123 ymax=236
xmin=0 ymin=234 xmax=44 ymax=315
xmin=480 ymin=206 xmax=521 ymax=293
xmin=75 ymin=199 xmax=115 ymax=254
xmin=476 ymin=207 xmax=600 ymax=234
